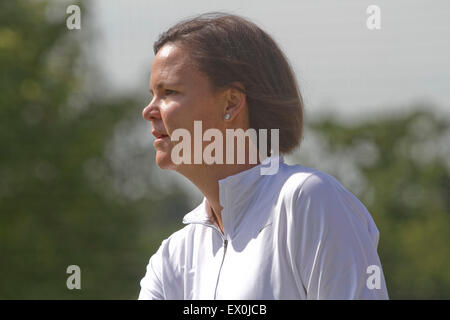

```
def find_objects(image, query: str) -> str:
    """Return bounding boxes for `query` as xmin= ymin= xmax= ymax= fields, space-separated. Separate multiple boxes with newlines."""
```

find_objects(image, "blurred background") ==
xmin=0 ymin=0 xmax=449 ymax=299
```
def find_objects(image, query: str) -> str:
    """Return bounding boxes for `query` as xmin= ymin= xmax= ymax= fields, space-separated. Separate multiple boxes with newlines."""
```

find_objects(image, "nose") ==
xmin=142 ymin=99 xmax=160 ymax=121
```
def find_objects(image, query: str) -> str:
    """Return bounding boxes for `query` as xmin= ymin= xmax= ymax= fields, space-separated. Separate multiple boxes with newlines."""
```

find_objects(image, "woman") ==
xmin=139 ymin=13 xmax=388 ymax=300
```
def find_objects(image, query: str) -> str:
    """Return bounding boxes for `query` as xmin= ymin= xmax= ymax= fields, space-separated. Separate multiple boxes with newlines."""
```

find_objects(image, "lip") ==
xmin=152 ymin=130 xmax=170 ymax=140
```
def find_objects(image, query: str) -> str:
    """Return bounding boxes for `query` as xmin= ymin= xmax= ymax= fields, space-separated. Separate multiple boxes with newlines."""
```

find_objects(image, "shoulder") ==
xmin=277 ymin=163 xmax=340 ymax=203
xmin=275 ymin=162 xmax=372 ymax=226
xmin=275 ymin=162 xmax=380 ymax=246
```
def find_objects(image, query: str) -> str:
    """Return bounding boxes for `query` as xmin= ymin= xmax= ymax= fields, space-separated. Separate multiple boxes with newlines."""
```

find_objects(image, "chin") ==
xmin=155 ymin=152 xmax=176 ymax=170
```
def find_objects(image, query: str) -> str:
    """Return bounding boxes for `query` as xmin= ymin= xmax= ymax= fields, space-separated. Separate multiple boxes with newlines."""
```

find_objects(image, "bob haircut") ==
xmin=153 ymin=12 xmax=304 ymax=154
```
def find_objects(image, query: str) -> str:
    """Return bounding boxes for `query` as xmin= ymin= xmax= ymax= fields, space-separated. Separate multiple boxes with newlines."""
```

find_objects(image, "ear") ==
xmin=223 ymin=82 xmax=246 ymax=121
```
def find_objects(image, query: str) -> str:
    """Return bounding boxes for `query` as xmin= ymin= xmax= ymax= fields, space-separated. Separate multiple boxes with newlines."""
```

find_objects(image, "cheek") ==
xmin=202 ymin=102 xmax=225 ymax=131
xmin=193 ymin=95 xmax=224 ymax=128
xmin=161 ymin=95 xmax=223 ymax=135
xmin=160 ymin=101 xmax=188 ymax=134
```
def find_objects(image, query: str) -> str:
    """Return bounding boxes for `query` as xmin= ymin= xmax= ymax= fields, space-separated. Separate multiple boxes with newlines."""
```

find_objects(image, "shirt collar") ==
xmin=182 ymin=155 xmax=284 ymax=239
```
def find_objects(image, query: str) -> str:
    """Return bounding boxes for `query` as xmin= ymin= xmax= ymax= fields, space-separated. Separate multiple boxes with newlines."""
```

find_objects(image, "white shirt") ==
xmin=139 ymin=155 xmax=389 ymax=299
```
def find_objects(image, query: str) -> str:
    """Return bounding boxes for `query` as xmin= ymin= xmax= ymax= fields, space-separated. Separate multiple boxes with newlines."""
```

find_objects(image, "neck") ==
xmin=176 ymin=162 xmax=259 ymax=234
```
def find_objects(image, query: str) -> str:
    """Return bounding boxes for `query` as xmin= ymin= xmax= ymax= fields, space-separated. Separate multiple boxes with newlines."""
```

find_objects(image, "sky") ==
xmin=88 ymin=0 xmax=450 ymax=121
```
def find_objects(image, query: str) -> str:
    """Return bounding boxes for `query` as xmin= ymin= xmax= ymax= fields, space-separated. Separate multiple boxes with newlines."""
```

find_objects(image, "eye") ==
xmin=165 ymin=89 xmax=176 ymax=96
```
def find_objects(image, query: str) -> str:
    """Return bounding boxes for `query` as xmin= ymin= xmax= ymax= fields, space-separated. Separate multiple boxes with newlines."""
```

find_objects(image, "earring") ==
xmin=224 ymin=114 xmax=231 ymax=120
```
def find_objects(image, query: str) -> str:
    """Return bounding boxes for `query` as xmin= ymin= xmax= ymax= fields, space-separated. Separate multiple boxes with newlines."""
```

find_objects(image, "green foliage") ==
xmin=0 ymin=0 xmax=187 ymax=299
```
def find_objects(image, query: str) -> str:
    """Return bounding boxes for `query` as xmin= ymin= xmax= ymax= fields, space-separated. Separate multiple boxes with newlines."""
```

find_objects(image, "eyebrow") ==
xmin=149 ymin=81 xmax=183 ymax=95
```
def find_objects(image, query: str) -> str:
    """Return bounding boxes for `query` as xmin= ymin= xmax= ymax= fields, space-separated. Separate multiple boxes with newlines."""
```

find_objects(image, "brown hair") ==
xmin=154 ymin=12 xmax=304 ymax=154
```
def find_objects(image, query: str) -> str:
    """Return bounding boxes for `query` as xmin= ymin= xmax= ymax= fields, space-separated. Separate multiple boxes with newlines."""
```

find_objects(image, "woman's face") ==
xmin=142 ymin=43 xmax=226 ymax=170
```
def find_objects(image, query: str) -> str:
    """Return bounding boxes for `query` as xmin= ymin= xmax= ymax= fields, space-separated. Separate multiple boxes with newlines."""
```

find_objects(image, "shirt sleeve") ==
xmin=138 ymin=241 xmax=166 ymax=300
xmin=291 ymin=172 xmax=389 ymax=300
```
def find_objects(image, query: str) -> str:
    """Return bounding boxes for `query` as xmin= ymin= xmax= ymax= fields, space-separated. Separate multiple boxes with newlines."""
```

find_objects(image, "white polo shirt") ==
xmin=138 ymin=156 xmax=389 ymax=299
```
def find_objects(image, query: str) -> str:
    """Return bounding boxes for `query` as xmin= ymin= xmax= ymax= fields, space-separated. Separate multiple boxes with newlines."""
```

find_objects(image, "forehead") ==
xmin=150 ymin=43 xmax=196 ymax=86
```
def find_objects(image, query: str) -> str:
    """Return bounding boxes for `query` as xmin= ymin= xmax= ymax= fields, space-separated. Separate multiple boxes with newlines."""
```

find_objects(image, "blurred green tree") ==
xmin=293 ymin=107 xmax=450 ymax=299
xmin=0 ymin=0 xmax=188 ymax=299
